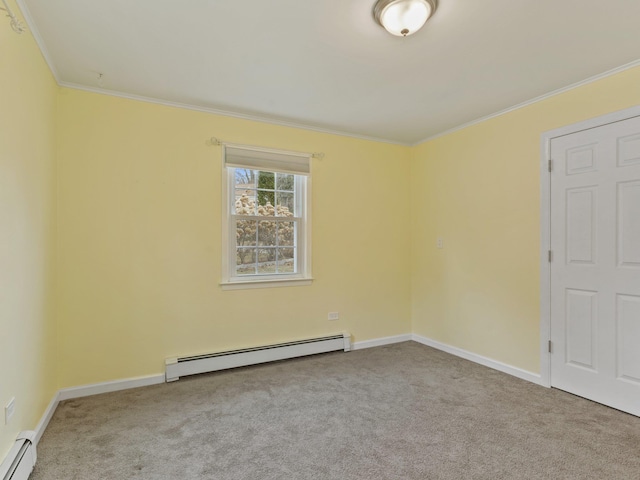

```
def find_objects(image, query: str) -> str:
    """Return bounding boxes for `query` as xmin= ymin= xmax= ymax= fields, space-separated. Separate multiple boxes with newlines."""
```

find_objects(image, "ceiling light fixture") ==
xmin=373 ymin=0 xmax=436 ymax=37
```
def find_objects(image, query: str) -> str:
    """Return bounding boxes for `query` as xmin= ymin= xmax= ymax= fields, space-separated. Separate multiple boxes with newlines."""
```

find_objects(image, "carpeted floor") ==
xmin=32 ymin=342 xmax=640 ymax=479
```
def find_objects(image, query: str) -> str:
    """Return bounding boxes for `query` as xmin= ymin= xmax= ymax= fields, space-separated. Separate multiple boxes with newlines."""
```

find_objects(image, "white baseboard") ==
xmin=57 ymin=374 xmax=165 ymax=401
xmin=31 ymin=374 xmax=164 ymax=447
xmin=412 ymin=334 xmax=544 ymax=386
xmin=34 ymin=393 xmax=60 ymax=444
xmin=352 ymin=334 xmax=412 ymax=350
xmin=31 ymin=334 xmax=541 ymax=451
xmin=30 ymin=336 xmax=408 ymax=447
xmin=34 ymin=334 xmax=409 ymax=442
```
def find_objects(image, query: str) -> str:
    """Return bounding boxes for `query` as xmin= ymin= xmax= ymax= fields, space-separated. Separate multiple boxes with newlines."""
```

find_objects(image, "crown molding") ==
xmin=58 ymin=82 xmax=409 ymax=147
xmin=14 ymin=0 xmax=640 ymax=148
xmin=413 ymin=57 xmax=640 ymax=146
xmin=14 ymin=0 xmax=61 ymax=82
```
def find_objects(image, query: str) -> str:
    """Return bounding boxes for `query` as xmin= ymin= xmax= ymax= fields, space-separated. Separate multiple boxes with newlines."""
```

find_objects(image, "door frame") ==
xmin=539 ymin=104 xmax=640 ymax=388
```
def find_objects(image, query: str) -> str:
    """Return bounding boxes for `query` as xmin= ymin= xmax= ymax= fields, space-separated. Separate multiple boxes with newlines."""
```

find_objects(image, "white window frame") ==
xmin=221 ymin=143 xmax=312 ymax=290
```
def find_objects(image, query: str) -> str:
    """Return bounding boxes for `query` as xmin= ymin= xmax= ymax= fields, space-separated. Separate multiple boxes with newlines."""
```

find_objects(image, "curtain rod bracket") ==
xmin=312 ymin=153 xmax=325 ymax=160
xmin=209 ymin=137 xmax=222 ymax=146
xmin=1 ymin=0 xmax=26 ymax=34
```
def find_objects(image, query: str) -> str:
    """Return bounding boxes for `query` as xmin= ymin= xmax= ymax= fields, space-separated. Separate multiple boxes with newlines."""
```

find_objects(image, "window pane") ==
xmin=235 ymin=168 xmax=256 ymax=189
xmin=257 ymin=170 xmax=274 ymax=187
xmin=235 ymin=190 xmax=255 ymax=215
xmin=257 ymin=248 xmax=276 ymax=274
xmin=257 ymin=171 xmax=275 ymax=214
xmin=236 ymin=248 xmax=257 ymax=275
xmin=236 ymin=220 xmax=257 ymax=247
xmin=276 ymin=192 xmax=294 ymax=216
xmin=277 ymin=248 xmax=295 ymax=273
xmin=257 ymin=190 xmax=275 ymax=215
xmin=277 ymin=221 xmax=295 ymax=247
xmin=257 ymin=220 xmax=276 ymax=247
xmin=276 ymin=173 xmax=294 ymax=192
xmin=226 ymin=163 xmax=307 ymax=282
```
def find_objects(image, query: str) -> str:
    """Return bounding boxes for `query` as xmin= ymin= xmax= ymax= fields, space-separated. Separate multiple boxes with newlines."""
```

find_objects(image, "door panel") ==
xmin=566 ymin=187 xmax=597 ymax=265
xmin=617 ymin=294 xmax=640 ymax=384
xmin=550 ymin=114 xmax=640 ymax=416
xmin=565 ymin=289 xmax=597 ymax=371
xmin=618 ymin=181 xmax=640 ymax=267
xmin=617 ymin=133 xmax=640 ymax=167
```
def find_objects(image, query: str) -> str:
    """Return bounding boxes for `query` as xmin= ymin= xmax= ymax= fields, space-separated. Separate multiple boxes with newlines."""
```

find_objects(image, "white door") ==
xmin=550 ymin=114 xmax=640 ymax=416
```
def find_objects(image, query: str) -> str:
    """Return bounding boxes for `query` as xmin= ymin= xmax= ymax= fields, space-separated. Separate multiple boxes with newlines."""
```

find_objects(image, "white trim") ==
xmin=412 ymin=335 xmax=544 ymax=386
xmin=63 ymin=57 xmax=640 ymax=149
xmin=57 ymin=374 xmax=165 ymax=401
xmin=303 ymin=172 xmax=312 ymax=280
xmin=58 ymin=82 xmax=407 ymax=146
xmin=222 ymin=160 xmax=311 ymax=288
xmin=414 ymin=58 xmax=640 ymax=146
xmin=539 ymin=103 xmax=640 ymax=390
xmin=12 ymin=0 xmax=640 ymax=148
xmin=221 ymin=155 xmax=231 ymax=285
xmin=26 ymin=333 xmax=408 ymax=446
xmin=27 ymin=333 xmax=543 ymax=446
xmin=221 ymin=278 xmax=313 ymax=290
xmin=14 ymin=0 xmax=60 ymax=82
xmin=352 ymin=334 xmax=412 ymax=350
xmin=541 ymin=104 xmax=640 ymax=140
xmin=539 ymin=134 xmax=552 ymax=388
xmin=33 ymin=393 xmax=59 ymax=445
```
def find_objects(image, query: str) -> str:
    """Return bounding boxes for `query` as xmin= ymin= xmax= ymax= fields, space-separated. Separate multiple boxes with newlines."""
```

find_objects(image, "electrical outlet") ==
xmin=328 ymin=312 xmax=339 ymax=321
xmin=5 ymin=397 xmax=15 ymax=425
xmin=437 ymin=237 xmax=444 ymax=249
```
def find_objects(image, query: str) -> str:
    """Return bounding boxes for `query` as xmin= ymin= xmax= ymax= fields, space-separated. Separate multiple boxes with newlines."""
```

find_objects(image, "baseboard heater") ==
xmin=0 ymin=432 xmax=36 ymax=480
xmin=165 ymin=332 xmax=351 ymax=382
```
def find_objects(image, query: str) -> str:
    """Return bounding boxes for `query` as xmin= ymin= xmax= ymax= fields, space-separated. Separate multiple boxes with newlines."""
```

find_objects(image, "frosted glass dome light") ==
xmin=373 ymin=0 xmax=436 ymax=37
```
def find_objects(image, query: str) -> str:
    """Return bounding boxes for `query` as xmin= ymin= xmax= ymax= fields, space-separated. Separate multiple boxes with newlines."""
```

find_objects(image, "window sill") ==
xmin=220 ymin=277 xmax=313 ymax=291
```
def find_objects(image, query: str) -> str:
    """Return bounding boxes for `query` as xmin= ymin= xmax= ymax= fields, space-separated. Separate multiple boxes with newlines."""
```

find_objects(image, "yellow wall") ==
xmin=0 ymin=2 xmax=58 ymax=460
xmin=56 ymin=89 xmax=412 ymax=388
xmin=411 ymin=66 xmax=640 ymax=373
xmin=3 ymin=4 xmax=640 ymax=460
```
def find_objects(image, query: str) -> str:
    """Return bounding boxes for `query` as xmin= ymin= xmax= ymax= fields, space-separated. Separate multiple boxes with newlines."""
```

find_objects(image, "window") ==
xmin=221 ymin=145 xmax=311 ymax=289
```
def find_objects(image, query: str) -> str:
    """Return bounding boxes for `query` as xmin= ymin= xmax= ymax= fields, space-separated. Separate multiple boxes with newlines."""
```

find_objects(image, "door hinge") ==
xmin=548 ymin=250 xmax=552 ymax=262
xmin=548 ymin=340 xmax=552 ymax=353
xmin=548 ymin=159 xmax=553 ymax=172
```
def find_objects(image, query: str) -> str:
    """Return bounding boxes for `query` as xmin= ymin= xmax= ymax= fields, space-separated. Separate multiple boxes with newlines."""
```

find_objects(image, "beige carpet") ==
xmin=32 ymin=342 xmax=640 ymax=479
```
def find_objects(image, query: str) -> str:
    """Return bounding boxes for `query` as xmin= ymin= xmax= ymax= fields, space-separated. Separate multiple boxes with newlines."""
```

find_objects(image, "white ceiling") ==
xmin=19 ymin=0 xmax=640 ymax=145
